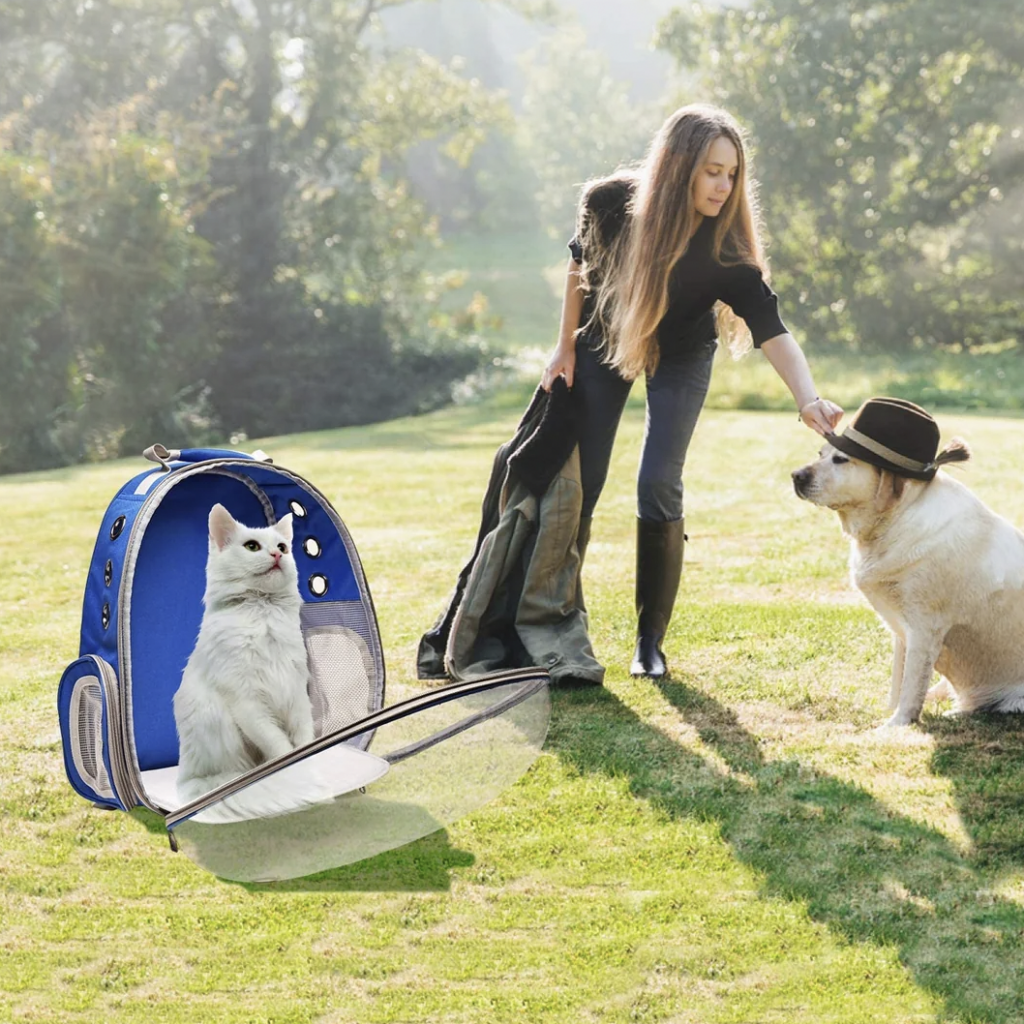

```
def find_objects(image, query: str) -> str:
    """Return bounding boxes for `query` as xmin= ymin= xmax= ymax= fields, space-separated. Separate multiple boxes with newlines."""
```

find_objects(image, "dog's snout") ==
xmin=792 ymin=467 xmax=813 ymax=497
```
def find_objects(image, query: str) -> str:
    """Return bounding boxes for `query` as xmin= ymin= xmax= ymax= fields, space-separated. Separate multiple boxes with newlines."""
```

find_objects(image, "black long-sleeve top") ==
xmin=568 ymin=179 xmax=788 ymax=361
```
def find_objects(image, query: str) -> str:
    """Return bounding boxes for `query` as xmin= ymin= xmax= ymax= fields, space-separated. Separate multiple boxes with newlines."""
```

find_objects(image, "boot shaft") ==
xmin=635 ymin=517 xmax=685 ymax=638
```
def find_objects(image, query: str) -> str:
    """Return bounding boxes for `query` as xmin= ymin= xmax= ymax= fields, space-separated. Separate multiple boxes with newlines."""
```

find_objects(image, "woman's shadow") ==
xmin=928 ymin=709 xmax=1024 ymax=870
xmin=552 ymin=681 xmax=1024 ymax=1023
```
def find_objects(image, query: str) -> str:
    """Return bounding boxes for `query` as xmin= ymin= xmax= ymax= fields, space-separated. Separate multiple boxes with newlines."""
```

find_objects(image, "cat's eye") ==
xmin=244 ymin=540 xmax=261 ymax=551
xmin=832 ymin=454 xmax=849 ymax=465
xmin=277 ymin=542 xmax=288 ymax=554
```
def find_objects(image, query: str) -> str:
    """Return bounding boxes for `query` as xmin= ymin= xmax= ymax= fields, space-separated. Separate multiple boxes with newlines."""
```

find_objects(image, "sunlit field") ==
xmin=2 ymin=0 xmax=1022 ymax=1017
xmin=4 ymin=395 xmax=1024 ymax=1023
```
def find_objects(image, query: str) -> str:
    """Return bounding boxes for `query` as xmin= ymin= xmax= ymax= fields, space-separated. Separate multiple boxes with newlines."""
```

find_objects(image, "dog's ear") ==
xmin=873 ymin=469 xmax=906 ymax=512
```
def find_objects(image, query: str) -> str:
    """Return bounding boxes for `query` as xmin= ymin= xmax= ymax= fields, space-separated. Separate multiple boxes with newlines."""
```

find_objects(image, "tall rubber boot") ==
xmin=574 ymin=515 xmax=593 ymax=612
xmin=630 ymin=517 xmax=685 ymax=678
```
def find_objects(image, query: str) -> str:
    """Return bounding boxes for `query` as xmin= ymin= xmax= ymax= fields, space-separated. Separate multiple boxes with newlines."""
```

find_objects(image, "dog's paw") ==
xmin=876 ymin=711 xmax=919 ymax=731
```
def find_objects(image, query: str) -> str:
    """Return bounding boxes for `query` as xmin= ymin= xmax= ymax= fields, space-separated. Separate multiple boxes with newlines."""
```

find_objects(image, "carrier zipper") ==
xmin=87 ymin=655 xmax=139 ymax=809
xmin=165 ymin=668 xmax=548 ymax=830
xmin=115 ymin=458 xmax=280 ymax=811
xmin=116 ymin=457 xmax=391 ymax=812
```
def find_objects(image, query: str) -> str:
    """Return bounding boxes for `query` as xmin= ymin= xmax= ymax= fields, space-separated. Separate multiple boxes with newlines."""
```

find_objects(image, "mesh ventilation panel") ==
xmin=305 ymin=626 xmax=376 ymax=739
xmin=69 ymin=676 xmax=114 ymax=800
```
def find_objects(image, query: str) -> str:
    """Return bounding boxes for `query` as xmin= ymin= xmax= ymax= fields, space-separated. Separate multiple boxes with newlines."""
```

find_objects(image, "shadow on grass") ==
xmin=132 ymin=808 xmax=475 ymax=892
xmin=551 ymin=683 xmax=1024 ymax=1023
xmin=927 ymin=712 xmax=1024 ymax=870
xmin=241 ymin=830 xmax=476 ymax=893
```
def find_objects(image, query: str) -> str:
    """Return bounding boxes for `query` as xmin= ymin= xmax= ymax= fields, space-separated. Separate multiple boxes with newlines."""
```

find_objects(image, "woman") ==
xmin=541 ymin=104 xmax=843 ymax=679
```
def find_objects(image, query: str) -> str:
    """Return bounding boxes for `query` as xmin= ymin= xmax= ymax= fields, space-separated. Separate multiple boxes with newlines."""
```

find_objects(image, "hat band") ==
xmin=842 ymin=426 xmax=934 ymax=473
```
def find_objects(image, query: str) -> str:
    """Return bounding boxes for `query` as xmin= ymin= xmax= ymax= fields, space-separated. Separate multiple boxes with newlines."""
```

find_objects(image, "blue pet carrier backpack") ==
xmin=57 ymin=444 xmax=550 ymax=881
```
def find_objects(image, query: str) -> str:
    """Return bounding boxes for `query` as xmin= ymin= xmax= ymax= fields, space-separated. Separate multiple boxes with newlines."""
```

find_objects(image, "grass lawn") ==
xmin=424 ymin=228 xmax=563 ymax=352
xmin=4 ymin=394 xmax=1024 ymax=1023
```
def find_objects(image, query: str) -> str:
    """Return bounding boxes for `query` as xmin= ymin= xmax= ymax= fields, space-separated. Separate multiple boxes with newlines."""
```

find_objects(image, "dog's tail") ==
xmin=935 ymin=437 xmax=971 ymax=468
xmin=177 ymin=761 xmax=335 ymax=824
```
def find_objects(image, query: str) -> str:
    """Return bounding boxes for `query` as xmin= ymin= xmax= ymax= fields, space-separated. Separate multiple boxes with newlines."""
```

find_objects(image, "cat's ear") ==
xmin=275 ymin=513 xmax=293 ymax=543
xmin=209 ymin=503 xmax=237 ymax=550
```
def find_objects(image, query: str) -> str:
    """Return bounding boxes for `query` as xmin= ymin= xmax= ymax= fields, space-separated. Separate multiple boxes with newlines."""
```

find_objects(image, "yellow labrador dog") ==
xmin=792 ymin=397 xmax=1024 ymax=727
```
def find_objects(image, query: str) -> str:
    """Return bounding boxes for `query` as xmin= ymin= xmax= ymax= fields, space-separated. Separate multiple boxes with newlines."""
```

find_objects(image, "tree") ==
xmin=658 ymin=0 xmax=1024 ymax=353
xmin=0 ymin=159 xmax=67 ymax=469
xmin=517 ymin=23 xmax=663 ymax=238
xmin=0 ymin=105 xmax=216 ymax=471
xmin=0 ymin=0 xmax=534 ymax=467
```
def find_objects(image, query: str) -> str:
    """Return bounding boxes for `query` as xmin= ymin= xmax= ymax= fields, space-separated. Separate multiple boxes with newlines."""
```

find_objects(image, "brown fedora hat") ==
xmin=827 ymin=398 xmax=940 ymax=480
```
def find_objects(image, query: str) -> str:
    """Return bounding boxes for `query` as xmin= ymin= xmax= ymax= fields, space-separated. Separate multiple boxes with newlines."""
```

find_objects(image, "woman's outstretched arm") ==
xmin=760 ymin=332 xmax=843 ymax=434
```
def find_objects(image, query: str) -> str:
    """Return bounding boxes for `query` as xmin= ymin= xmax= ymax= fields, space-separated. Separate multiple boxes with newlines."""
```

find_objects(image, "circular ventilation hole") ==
xmin=289 ymin=500 xmax=307 ymax=518
xmin=303 ymin=537 xmax=322 ymax=558
xmin=109 ymin=516 xmax=126 ymax=540
xmin=309 ymin=574 xmax=329 ymax=597
xmin=101 ymin=603 xmax=111 ymax=630
xmin=104 ymin=560 xmax=113 ymax=586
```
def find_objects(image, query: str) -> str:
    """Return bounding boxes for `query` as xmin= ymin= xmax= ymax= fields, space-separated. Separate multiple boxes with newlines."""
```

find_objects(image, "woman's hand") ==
xmin=799 ymin=397 xmax=844 ymax=435
xmin=541 ymin=344 xmax=576 ymax=392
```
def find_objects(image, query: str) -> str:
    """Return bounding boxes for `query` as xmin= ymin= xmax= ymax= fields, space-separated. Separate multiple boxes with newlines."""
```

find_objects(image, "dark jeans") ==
xmin=575 ymin=333 xmax=716 ymax=522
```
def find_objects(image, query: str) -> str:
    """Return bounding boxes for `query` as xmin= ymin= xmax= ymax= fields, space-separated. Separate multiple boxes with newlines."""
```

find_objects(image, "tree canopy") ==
xmin=0 ymin=0 xmax=519 ymax=471
xmin=659 ymin=0 xmax=1024 ymax=354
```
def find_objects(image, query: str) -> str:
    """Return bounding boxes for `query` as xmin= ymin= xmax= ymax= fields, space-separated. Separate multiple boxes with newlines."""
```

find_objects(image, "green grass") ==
xmin=4 ymin=396 xmax=1024 ymax=1022
xmin=425 ymin=228 xmax=563 ymax=352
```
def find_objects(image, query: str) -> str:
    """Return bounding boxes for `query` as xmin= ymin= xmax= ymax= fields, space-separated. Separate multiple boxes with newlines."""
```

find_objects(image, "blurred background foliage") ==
xmin=659 ymin=0 xmax=1024 ymax=357
xmin=0 ymin=0 xmax=1021 ymax=473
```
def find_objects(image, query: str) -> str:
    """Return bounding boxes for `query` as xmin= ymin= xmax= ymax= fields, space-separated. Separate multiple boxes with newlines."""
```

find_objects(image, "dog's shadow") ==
xmin=552 ymin=683 xmax=1024 ymax=1023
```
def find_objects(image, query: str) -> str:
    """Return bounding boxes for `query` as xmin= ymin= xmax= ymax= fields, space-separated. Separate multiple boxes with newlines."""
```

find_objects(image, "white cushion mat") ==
xmin=140 ymin=743 xmax=390 ymax=813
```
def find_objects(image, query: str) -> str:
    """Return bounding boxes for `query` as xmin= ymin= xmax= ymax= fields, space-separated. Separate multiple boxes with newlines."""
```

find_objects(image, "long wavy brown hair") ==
xmin=577 ymin=104 xmax=767 ymax=379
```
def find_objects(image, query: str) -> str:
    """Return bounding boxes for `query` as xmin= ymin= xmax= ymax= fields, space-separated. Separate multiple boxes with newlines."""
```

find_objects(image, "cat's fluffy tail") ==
xmin=177 ymin=760 xmax=335 ymax=824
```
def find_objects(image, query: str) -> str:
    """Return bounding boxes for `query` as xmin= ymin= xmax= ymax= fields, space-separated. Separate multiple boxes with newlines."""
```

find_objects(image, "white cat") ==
xmin=173 ymin=503 xmax=331 ymax=822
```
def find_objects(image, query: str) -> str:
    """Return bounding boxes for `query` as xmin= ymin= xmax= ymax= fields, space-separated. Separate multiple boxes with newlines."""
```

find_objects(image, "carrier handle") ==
xmin=143 ymin=444 xmax=273 ymax=471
